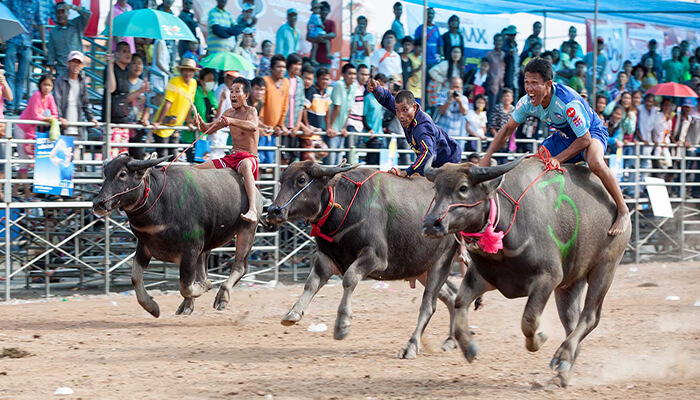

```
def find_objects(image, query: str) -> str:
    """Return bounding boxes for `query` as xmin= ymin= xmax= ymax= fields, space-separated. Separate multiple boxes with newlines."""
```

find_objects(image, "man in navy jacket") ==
xmin=366 ymin=78 xmax=461 ymax=176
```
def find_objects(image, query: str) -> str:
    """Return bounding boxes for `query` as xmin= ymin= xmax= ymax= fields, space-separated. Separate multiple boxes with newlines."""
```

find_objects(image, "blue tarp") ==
xmin=401 ymin=0 xmax=700 ymax=30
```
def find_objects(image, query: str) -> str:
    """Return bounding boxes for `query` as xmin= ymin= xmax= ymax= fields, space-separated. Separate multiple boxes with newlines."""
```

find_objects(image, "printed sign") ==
xmin=33 ymin=133 xmax=75 ymax=197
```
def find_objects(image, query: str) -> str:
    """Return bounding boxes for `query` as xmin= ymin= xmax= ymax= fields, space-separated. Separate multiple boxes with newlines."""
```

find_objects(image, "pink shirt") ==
xmin=18 ymin=91 xmax=58 ymax=136
xmin=112 ymin=2 xmax=136 ymax=53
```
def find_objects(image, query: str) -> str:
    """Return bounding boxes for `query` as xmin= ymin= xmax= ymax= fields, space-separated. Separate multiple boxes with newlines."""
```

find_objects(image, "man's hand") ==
xmin=478 ymin=155 xmax=491 ymax=167
xmin=59 ymin=117 xmax=69 ymax=128
xmin=341 ymin=128 xmax=348 ymax=137
xmin=366 ymin=78 xmax=377 ymax=93
xmin=388 ymin=167 xmax=408 ymax=177
xmin=280 ymin=126 xmax=289 ymax=136
xmin=0 ymin=74 xmax=7 ymax=87
xmin=327 ymin=128 xmax=338 ymax=138
xmin=152 ymin=122 xmax=161 ymax=130
xmin=91 ymin=118 xmax=100 ymax=127
xmin=215 ymin=116 xmax=229 ymax=130
xmin=273 ymin=126 xmax=282 ymax=136
xmin=139 ymin=81 xmax=150 ymax=94
xmin=549 ymin=157 xmax=561 ymax=170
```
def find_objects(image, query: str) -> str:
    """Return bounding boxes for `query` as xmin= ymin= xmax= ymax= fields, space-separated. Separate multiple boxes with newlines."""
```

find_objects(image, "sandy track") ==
xmin=0 ymin=262 xmax=698 ymax=399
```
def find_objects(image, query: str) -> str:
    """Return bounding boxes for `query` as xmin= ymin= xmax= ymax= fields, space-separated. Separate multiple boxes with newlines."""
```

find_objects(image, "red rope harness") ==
xmin=310 ymin=170 xmax=384 ymax=242
xmin=495 ymin=147 xmax=564 ymax=237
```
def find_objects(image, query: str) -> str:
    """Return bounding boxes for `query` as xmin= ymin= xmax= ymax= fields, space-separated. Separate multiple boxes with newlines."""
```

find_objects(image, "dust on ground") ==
xmin=0 ymin=262 xmax=698 ymax=399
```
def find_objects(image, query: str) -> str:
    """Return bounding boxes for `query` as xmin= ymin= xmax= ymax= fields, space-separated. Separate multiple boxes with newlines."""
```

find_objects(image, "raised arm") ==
xmin=481 ymin=116 xmax=520 ymax=166
xmin=366 ymin=81 xmax=396 ymax=115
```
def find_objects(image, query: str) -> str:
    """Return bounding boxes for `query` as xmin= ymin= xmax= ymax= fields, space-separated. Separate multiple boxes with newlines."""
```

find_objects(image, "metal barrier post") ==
xmin=348 ymin=131 xmax=357 ymax=164
xmin=4 ymin=123 xmax=11 ymax=301
xmin=273 ymin=146 xmax=281 ymax=283
xmin=680 ymin=149 xmax=687 ymax=261
xmin=634 ymin=142 xmax=640 ymax=264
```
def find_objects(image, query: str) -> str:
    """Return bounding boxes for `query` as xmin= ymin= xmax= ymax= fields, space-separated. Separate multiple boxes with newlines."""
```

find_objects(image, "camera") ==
xmin=392 ymin=83 xmax=402 ymax=92
xmin=452 ymin=90 xmax=460 ymax=98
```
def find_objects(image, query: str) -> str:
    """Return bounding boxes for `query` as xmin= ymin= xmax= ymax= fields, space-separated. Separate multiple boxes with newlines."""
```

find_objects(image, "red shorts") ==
xmin=213 ymin=151 xmax=259 ymax=179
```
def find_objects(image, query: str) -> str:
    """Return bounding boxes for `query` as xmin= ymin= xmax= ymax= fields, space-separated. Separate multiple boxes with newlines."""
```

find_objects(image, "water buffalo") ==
xmin=265 ymin=161 xmax=461 ymax=359
xmin=421 ymin=154 xmax=630 ymax=387
xmin=93 ymin=153 xmax=262 ymax=317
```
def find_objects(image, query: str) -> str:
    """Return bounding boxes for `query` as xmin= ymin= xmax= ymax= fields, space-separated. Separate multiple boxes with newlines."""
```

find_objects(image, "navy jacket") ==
xmin=372 ymin=85 xmax=461 ymax=176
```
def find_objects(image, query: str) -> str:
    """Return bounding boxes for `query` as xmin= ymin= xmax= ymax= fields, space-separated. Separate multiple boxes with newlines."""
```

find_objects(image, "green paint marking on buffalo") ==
xmin=179 ymin=169 xmax=204 ymax=240
xmin=366 ymin=177 xmax=400 ymax=235
xmin=537 ymin=174 xmax=580 ymax=260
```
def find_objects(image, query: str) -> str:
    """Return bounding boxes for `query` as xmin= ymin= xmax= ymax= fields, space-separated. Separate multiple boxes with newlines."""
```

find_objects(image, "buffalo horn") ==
xmin=309 ymin=162 xmax=362 ymax=178
xmin=469 ymin=154 xmax=527 ymax=185
xmin=126 ymin=155 xmax=174 ymax=172
xmin=423 ymin=155 xmax=438 ymax=182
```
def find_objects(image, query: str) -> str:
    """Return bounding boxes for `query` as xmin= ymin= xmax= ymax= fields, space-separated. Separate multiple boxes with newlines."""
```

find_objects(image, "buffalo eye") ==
xmin=459 ymin=185 xmax=468 ymax=193
xmin=119 ymin=170 xmax=128 ymax=179
xmin=297 ymin=176 xmax=307 ymax=185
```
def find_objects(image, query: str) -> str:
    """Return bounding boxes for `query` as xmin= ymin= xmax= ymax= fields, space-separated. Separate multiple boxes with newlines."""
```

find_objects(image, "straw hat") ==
xmin=176 ymin=58 xmax=201 ymax=71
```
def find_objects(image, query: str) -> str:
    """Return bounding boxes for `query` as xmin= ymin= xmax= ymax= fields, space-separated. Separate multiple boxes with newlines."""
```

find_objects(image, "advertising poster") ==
xmin=33 ymin=133 xmax=75 ymax=197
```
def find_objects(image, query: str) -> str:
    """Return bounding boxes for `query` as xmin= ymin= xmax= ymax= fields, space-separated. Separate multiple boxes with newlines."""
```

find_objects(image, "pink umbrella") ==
xmin=645 ymin=82 xmax=698 ymax=98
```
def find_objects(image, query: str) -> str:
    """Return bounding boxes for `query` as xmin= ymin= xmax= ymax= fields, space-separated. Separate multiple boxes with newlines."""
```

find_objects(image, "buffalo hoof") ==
xmin=175 ymin=298 xmax=195 ymax=315
xmin=526 ymin=332 xmax=549 ymax=352
xmin=281 ymin=310 xmax=302 ymax=326
xmin=547 ymin=373 xmax=569 ymax=389
xmin=213 ymin=288 xmax=229 ymax=311
xmin=441 ymin=337 xmax=458 ymax=352
xmin=140 ymin=297 xmax=160 ymax=318
xmin=461 ymin=341 xmax=479 ymax=363
xmin=334 ymin=322 xmax=350 ymax=340
xmin=398 ymin=339 xmax=419 ymax=359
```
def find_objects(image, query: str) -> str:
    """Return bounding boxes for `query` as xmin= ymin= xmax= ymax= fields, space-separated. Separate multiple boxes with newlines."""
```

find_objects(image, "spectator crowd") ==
xmin=2 ymin=0 xmax=700 ymax=201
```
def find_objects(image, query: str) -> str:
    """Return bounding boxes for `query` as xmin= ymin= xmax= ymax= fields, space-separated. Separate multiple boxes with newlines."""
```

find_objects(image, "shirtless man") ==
xmin=195 ymin=77 xmax=260 ymax=223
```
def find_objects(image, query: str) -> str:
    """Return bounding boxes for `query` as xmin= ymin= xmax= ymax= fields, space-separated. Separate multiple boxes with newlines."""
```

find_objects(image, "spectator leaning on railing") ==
xmin=152 ymin=58 xmax=199 ymax=158
xmin=54 ymin=51 xmax=98 ymax=140
xmin=47 ymin=2 xmax=92 ymax=77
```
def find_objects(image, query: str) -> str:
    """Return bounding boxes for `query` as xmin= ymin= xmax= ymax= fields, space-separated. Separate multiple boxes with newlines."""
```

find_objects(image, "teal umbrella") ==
xmin=101 ymin=9 xmax=196 ymax=41
xmin=0 ymin=2 xmax=27 ymax=42
xmin=198 ymin=52 xmax=255 ymax=72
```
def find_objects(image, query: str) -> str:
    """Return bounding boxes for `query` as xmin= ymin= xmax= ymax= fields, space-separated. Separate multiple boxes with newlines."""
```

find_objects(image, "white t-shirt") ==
xmin=371 ymin=48 xmax=402 ymax=78
xmin=215 ymin=83 xmax=231 ymax=118
xmin=65 ymin=78 xmax=80 ymax=136
xmin=466 ymin=109 xmax=487 ymax=138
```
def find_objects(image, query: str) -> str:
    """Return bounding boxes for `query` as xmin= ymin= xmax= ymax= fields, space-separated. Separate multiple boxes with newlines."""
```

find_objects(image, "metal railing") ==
xmin=1 ymin=118 xmax=699 ymax=301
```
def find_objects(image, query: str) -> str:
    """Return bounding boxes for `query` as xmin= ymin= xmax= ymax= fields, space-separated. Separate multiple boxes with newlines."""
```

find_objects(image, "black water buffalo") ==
xmin=265 ymin=161 xmax=461 ymax=359
xmin=421 ymin=155 xmax=630 ymax=387
xmin=93 ymin=153 xmax=262 ymax=317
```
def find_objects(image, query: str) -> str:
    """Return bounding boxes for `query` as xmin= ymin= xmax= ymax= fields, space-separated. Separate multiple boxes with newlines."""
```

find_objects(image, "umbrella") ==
xmin=0 ymin=2 xmax=28 ymax=43
xmin=198 ymin=52 xmax=255 ymax=72
xmin=101 ymin=9 xmax=196 ymax=41
xmin=645 ymin=82 xmax=698 ymax=98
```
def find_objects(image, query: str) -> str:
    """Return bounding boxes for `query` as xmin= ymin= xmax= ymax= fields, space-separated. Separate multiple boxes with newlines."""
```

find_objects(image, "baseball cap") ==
xmin=597 ymin=36 xmax=604 ymax=44
xmin=241 ymin=3 xmax=254 ymax=11
xmin=67 ymin=50 xmax=85 ymax=63
xmin=287 ymin=8 xmax=298 ymax=15
xmin=503 ymin=25 xmax=518 ymax=35
xmin=682 ymin=98 xmax=697 ymax=108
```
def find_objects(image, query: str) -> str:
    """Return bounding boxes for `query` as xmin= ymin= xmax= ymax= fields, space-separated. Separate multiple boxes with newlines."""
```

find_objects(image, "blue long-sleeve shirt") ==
xmin=372 ymin=85 xmax=461 ymax=176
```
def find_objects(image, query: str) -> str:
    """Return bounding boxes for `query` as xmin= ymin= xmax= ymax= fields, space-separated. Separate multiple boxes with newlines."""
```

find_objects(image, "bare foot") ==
xmin=241 ymin=209 xmax=258 ymax=223
xmin=608 ymin=210 xmax=630 ymax=236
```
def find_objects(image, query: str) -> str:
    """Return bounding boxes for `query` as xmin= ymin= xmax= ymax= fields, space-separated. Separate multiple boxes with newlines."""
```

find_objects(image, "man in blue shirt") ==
xmin=413 ymin=7 xmax=443 ymax=68
xmin=4 ymin=0 xmax=43 ymax=114
xmin=480 ymin=57 xmax=630 ymax=236
xmin=276 ymin=9 xmax=300 ymax=57
xmin=366 ymin=77 xmax=461 ymax=177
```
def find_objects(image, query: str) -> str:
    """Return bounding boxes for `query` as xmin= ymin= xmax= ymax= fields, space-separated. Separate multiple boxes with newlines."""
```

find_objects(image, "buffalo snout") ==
xmin=422 ymin=215 xmax=447 ymax=238
xmin=265 ymin=205 xmax=286 ymax=225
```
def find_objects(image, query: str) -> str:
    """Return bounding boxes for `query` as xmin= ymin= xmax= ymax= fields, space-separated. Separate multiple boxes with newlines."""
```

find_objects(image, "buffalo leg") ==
xmin=176 ymin=251 xmax=209 ymax=315
xmin=398 ymin=249 xmax=455 ymax=359
xmin=132 ymin=242 xmax=159 ymax=318
xmin=521 ymin=276 xmax=558 ymax=353
xmin=214 ymin=228 xmax=255 ymax=311
xmin=555 ymin=280 xmax=585 ymax=337
xmin=550 ymin=263 xmax=616 ymax=388
xmin=281 ymin=253 xmax=336 ymax=326
xmin=454 ymin=266 xmax=494 ymax=362
xmin=438 ymin=279 xmax=459 ymax=351
xmin=334 ymin=247 xmax=384 ymax=340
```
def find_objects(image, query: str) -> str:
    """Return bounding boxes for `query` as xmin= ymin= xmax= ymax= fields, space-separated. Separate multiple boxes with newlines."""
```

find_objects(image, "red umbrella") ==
xmin=645 ymin=82 xmax=698 ymax=98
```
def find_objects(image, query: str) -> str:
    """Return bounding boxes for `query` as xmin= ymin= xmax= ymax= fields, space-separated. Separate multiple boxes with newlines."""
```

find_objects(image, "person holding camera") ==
xmin=436 ymin=76 xmax=469 ymax=154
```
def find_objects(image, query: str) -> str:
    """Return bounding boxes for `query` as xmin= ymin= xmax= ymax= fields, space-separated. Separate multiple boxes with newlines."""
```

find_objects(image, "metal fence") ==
xmin=2 ymin=118 xmax=699 ymax=301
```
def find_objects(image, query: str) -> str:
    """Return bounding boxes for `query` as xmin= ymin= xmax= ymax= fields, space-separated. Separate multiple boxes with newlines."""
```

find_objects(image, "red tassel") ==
xmin=477 ymin=225 xmax=504 ymax=254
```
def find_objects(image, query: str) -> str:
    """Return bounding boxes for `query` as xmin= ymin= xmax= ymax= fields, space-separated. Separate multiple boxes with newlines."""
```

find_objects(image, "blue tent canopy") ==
xmin=400 ymin=0 xmax=700 ymax=30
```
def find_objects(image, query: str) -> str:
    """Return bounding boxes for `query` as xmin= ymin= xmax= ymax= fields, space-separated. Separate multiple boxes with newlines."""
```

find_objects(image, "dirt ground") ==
xmin=0 ymin=262 xmax=699 ymax=400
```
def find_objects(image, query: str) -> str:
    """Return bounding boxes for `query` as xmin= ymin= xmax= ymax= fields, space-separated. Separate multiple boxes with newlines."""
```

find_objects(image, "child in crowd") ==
xmin=15 ymin=75 xmax=58 ymax=198
xmin=308 ymin=0 xmax=330 ymax=66
xmin=182 ymin=40 xmax=200 ymax=62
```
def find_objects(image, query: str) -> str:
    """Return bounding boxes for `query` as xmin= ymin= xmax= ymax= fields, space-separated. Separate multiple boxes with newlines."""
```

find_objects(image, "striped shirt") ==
xmin=207 ymin=7 xmax=235 ymax=54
